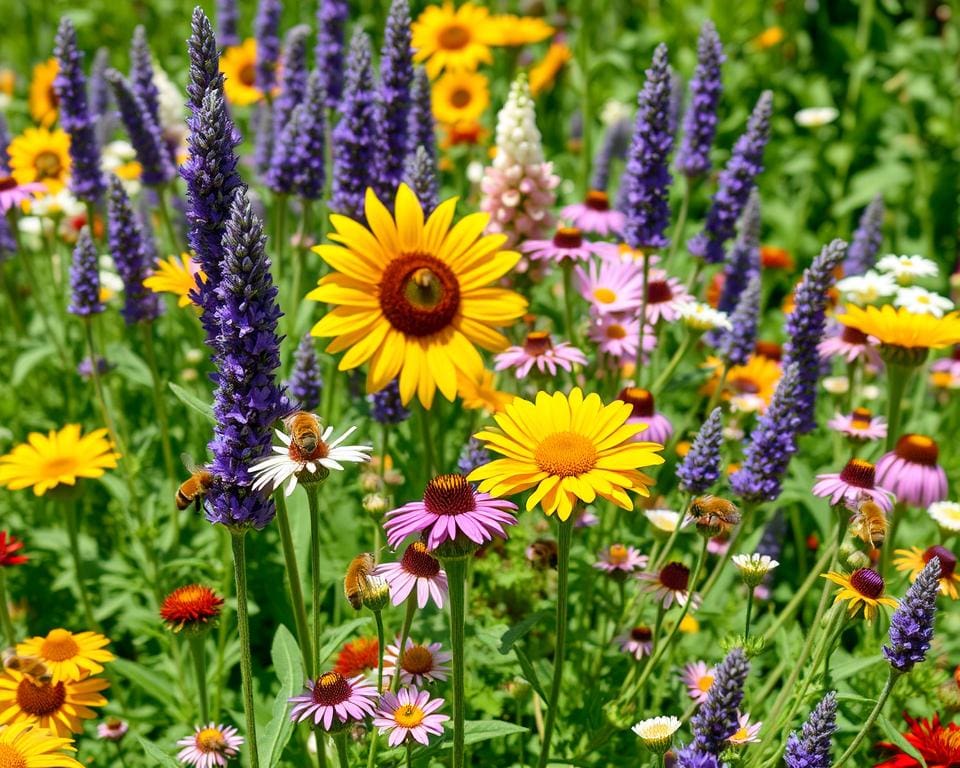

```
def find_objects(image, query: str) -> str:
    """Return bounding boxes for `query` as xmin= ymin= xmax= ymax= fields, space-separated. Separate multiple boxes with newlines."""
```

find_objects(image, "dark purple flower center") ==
xmin=523 ymin=331 xmax=553 ymax=356
xmin=0 ymin=176 xmax=17 ymax=192
xmin=895 ymin=434 xmax=939 ymax=467
xmin=618 ymin=387 xmax=655 ymax=417
xmin=630 ymin=626 xmax=652 ymax=642
xmin=552 ymin=227 xmax=583 ymax=249
xmin=585 ymin=190 xmax=610 ymax=211
xmin=423 ymin=474 xmax=476 ymax=516
xmin=841 ymin=326 xmax=869 ymax=345
xmin=850 ymin=408 xmax=873 ymax=429
xmin=659 ymin=562 xmax=690 ymax=591
xmin=925 ymin=545 xmax=957 ymax=580
xmin=646 ymin=279 xmax=672 ymax=304
xmin=311 ymin=672 xmax=351 ymax=707
xmin=839 ymin=459 xmax=876 ymax=489
xmin=379 ymin=254 xmax=461 ymax=338
xmin=402 ymin=541 xmax=441 ymax=578
xmin=850 ymin=568 xmax=885 ymax=599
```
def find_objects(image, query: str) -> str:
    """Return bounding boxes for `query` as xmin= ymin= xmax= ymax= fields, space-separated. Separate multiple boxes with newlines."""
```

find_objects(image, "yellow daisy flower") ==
xmin=0 ymin=424 xmax=121 ymax=496
xmin=894 ymin=545 xmax=960 ymax=600
xmin=752 ymin=26 xmax=785 ymax=50
xmin=0 ymin=721 xmax=83 ymax=768
xmin=308 ymin=184 xmax=527 ymax=408
xmin=456 ymin=368 xmax=514 ymax=413
xmin=487 ymin=15 xmax=554 ymax=46
xmin=29 ymin=58 xmax=59 ymax=127
xmin=0 ymin=668 xmax=109 ymax=737
xmin=823 ymin=567 xmax=898 ymax=621
xmin=468 ymin=388 xmax=665 ymax=521
xmin=529 ymin=42 xmax=573 ymax=96
xmin=701 ymin=354 xmax=781 ymax=412
xmin=8 ymin=127 xmax=71 ymax=194
xmin=412 ymin=2 xmax=500 ymax=79
xmin=837 ymin=304 xmax=960 ymax=352
xmin=432 ymin=71 xmax=489 ymax=126
xmin=220 ymin=39 xmax=263 ymax=106
xmin=0 ymin=68 xmax=15 ymax=99
xmin=17 ymin=629 xmax=115 ymax=684
xmin=143 ymin=253 xmax=207 ymax=308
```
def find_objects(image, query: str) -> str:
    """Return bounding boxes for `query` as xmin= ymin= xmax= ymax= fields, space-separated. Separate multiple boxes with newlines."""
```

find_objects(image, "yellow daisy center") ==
xmin=697 ymin=674 xmax=714 ymax=693
xmin=585 ymin=189 xmax=610 ymax=211
xmin=534 ymin=431 xmax=597 ymax=477
xmin=379 ymin=254 xmax=461 ymax=337
xmin=401 ymin=645 xmax=434 ymax=675
xmin=850 ymin=408 xmax=873 ymax=429
xmin=0 ymin=744 xmax=27 ymax=768
xmin=593 ymin=287 xmax=616 ymax=304
xmin=438 ymin=23 xmax=470 ymax=51
xmin=605 ymin=323 xmax=627 ymax=340
xmin=640 ymin=722 xmax=673 ymax=740
xmin=196 ymin=728 xmax=228 ymax=754
xmin=239 ymin=64 xmax=256 ymax=87
xmin=608 ymin=544 xmax=629 ymax=565
xmin=40 ymin=455 xmax=78 ymax=478
xmin=40 ymin=629 xmax=79 ymax=661
xmin=394 ymin=703 xmax=426 ymax=728
xmin=33 ymin=151 xmax=63 ymax=179
xmin=15 ymin=678 xmax=66 ymax=716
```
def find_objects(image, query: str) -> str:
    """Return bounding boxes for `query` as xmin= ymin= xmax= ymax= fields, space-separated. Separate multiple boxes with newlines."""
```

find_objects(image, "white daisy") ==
xmin=644 ymin=508 xmax=683 ymax=534
xmin=835 ymin=270 xmax=897 ymax=305
xmin=876 ymin=253 xmax=938 ymax=284
xmin=677 ymin=301 xmax=732 ymax=332
xmin=632 ymin=715 xmax=682 ymax=753
xmin=250 ymin=421 xmax=372 ymax=496
xmin=893 ymin=286 xmax=954 ymax=318
xmin=794 ymin=106 xmax=839 ymax=127
xmin=928 ymin=501 xmax=960 ymax=533
xmin=732 ymin=553 xmax=779 ymax=587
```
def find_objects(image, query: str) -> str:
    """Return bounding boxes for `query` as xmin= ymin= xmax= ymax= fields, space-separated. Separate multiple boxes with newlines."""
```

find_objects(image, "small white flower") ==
xmin=822 ymin=376 xmax=850 ymax=395
xmin=928 ymin=501 xmax=960 ymax=533
xmin=862 ymin=384 xmax=880 ymax=400
xmin=893 ymin=286 xmax=954 ymax=318
xmin=794 ymin=106 xmax=839 ymax=127
xmin=732 ymin=553 xmax=779 ymax=586
xmin=722 ymin=425 xmax=745 ymax=441
xmin=601 ymin=98 xmax=633 ymax=126
xmin=876 ymin=253 xmax=938 ymax=284
xmin=677 ymin=301 xmax=731 ymax=332
xmin=466 ymin=160 xmax=485 ymax=185
xmin=632 ymin=716 xmax=682 ymax=753
xmin=835 ymin=270 xmax=897 ymax=305
xmin=644 ymin=509 xmax=682 ymax=534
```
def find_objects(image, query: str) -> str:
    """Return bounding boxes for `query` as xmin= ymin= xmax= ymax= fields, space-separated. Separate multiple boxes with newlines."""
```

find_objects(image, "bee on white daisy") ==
xmin=876 ymin=253 xmax=938 ymax=284
xmin=893 ymin=287 xmax=954 ymax=318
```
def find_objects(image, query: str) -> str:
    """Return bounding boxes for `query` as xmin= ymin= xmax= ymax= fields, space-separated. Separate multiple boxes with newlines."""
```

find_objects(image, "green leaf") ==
xmin=112 ymin=657 xmax=178 ymax=709
xmin=315 ymin=617 xmax=369 ymax=666
xmin=136 ymin=736 xmax=181 ymax=767
xmin=259 ymin=625 xmax=304 ymax=768
xmin=879 ymin=715 xmax=927 ymax=768
xmin=11 ymin=344 xmax=56 ymax=387
xmin=169 ymin=382 xmax=215 ymax=423
xmin=450 ymin=720 xmax=528 ymax=748
xmin=499 ymin=610 xmax=551 ymax=654
xmin=831 ymin=654 xmax=884 ymax=681
xmin=513 ymin=646 xmax=548 ymax=704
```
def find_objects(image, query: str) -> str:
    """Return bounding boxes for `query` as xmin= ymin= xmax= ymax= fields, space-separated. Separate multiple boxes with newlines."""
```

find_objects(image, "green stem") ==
xmin=213 ymin=527 xmax=233 ymax=718
xmin=0 ymin=568 xmax=16 ymax=647
xmin=744 ymin=588 xmax=755 ymax=641
xmin=334 ymin=732 xmax=350 ymax=768
xmin=392 ymin=598 xmax=417 ymax=693
xmin=189 ymin=633 xmax=209 ymax=723
xmin=704 ymin=364 xmax=729 ymax=417
xmin=762 ymin=538 xmax=839 ymax=642
xmin=536 ymin=518 xmax=573 ymax=768
xmin=65 ymin=502 xmax=100 ymax=631
xmin=374 ymin=610 xmax=386 ymax=693
xmin=405 ymin=741 xmax=413 ymax=768
xmin=288 ymin=199 xmax=311 ymax=340
xmin=306 ymin=485 xmax=323 ymax=675
xmin=666 ymin=177 xmax=691 ymax=268
xmin=635 ymin=255 xmax=653 ymax=383
xmin=275 ymin=492 xmax=314 ymax=677
xmin=230 ymin=530 xmax=260 ymax=768
xmin=418 ymin=405 xmax=436 ymax=479
xmin=879 ymin=502 xmax=905 ymax=580
xmin=444 ymin=556 xmax=469 ymax=768
xmin=142 ymin=324 xmax=178 ymax=540
xmin=561 ymin=258 xmax=577 ymax=347
xmin=274 ymin=193 xmax=288 ymax=286
xmin=577 ymin=0 xmax=592 ymax=196
xmin=650 ymin=331 xmax=696 ymax=396
xmin=114 ymin=741 xmax=130 ymax=768
xmin=651 ymin=495 xmax=691 ymax=572
xmin=156 ymin=185 xmax=181 ymax=253
xmin=884 ymin=363 xmax=910 ymax=451
xmin=699 ymin=503 xmax=755 ymax=601
xmin=831 ymin=671 xmax=900 ymax=767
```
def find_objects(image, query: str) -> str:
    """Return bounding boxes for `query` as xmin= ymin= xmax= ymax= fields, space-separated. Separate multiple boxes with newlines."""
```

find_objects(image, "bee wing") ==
xmin=181 ymin=452 xmax=203 ymax=474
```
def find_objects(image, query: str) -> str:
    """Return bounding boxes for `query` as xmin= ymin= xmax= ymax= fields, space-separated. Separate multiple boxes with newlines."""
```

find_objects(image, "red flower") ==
xmin=334 ymin=637 xmax=379 ymax=678
xmin=159 ymin=584 xmax=224 ymax=633
xmin=875 ymin=713 xmax=960 ymax=767
xmin=0 ymin=531 xmax=27 ymax=567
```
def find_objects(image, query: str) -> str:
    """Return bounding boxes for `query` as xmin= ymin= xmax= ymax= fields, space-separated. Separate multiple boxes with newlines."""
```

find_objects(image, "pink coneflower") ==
xmin=176 ymin=723 xmax=243 ymax=767
xmin=494 ymin=331 xmax=587 ymax=378
xmin=813 ymin=458 xmax=895 ymax=513
xmin=681 ymin=661 xmax=715 ymax=703
xmin=617 ymin=387 xmax=673 ymax=444
xmin=616 ymin=626 xmax=654 ymax=660
xmin=560 ymin=190 xmax=626 ymax=237
xmin=876 ymin=434 xmax=948 ymax=508
xmin=373 ymin=687 xmax=449 ymax=748
xmin=828 ymin=408 xmax=887 ymax=442
xmin=383 ymin=639 xmax=452 ymax=687
xmin=97 ymin=717 xmax=129 ymax=742
xmin=588 ymin=315 xmax=654 ymax=362
xmin=520 ymin=226 xmax=616 ymax=264
xmin=641 ymin=269 xmax=694 ymax=324
xmin=0 ymin=176 xmax=45 ymax=213
xmin=575 ymin=509 xmax=600 ymax=528
xmin=575 ymin=257 xmax=645 ymax=316
xmin=288 ymin=671 xmax=379 ymax=730
xmin=728 ymin=712 xmax=762 ymax=745
xmin=931 ymin=348 xmax=960 ymax=388
xmin=593 ymin=543 xmax=648 ymax=574
xmin=375 ymin=541 xmax=449 ymax=609
xmin=638 ymin=561 xmax=702 ymax=609
xmin=383 ymin=473 xmax=517 ymax=552
xmin=818 ymin=324 xmax=882 ymax=367
xmin=707 ymin=535 xmax=730 ymax=556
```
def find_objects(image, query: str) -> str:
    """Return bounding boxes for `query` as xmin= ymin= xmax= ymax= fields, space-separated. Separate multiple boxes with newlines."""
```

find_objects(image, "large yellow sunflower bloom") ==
xmin=0 ymin=721 xmax=83 ymax=768
xmin=412 ymin=2 xmax=500 ymax=79
xmin=0 ymin=425 xmax=120 ymax=496
xmin=308 ymin=184 xmax=527 ymax=408
xmin=8 ymin=127 xmax=71 ymax=194
xmin=29 ymin=58 xmax=59 ymax=127
xmin=17 ymin=629 xmax=115 ymax=684
xmin=837 ymin=304 xmax=960 ymax=351
xmin=468 ymin=388 xmax=665 ymax=520
xmin=0 ymin=668 xmax=109 ymax=737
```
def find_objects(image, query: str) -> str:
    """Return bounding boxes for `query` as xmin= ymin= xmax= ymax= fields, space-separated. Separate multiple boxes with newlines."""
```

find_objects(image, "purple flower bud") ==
xmin=285 ymin=335 xmax=323 ymax=412
xmin=676 ymin=21 xmax=724 ymax=178
xmin=292 ymin=71 xmax=327 ymax=200
xmin=186 ymin=8 xmax=222 ymax=112
xmin=0 ymin=217 xmax=17 ymax=262
xmin=254 ymin=0 xmax=282 ymax=94
xmin=677 ymin=407 xmax=723 ymax=495
xmin=315 ymin=0 xmax=349 ymax=109
xmin=89 ymin=48 xmax=115 ymax=146
xmin=883 ymin=556 xmax=941 ymax=673
xmin=721 ymin=275 xmax=761 ymax=367
xmin=592 ymin=117 xmax=631 ymax=193
xmin=784 ymin=692 xmax=837 ymax=768
xmin=717 ymin=190 xmax=761 ymax=316
xmin=369 ymin=379 xmax=410 ymax=425
xmin=843 ymin=194 xmax=884 ymax=277
xmin=68 ymin=227 xmax=104 ymax=317
xmin=130 ymin=26 xmax=161 ymax=129
xmin=252 ymin=103 xmax=274 ymax=177
xmin=107 ymin=177 xmax=163 ymax=324
xmin=404 ymin=145 xmax=439 ymax=215
xmin=407 ymin=68 xmax=436 ymax=163
xmin=273 ymin=24 xmax=311 ymax=147
xmin=458 ymin=437 xmax=490 ymax=477
xmin=216 ymin=0 xmax=240 ymax=47
xmin=690 ymin=647 xmax=750 ymax=755
xmin=106 ymin=69 xmax=174 ymax=186
xmin=674 ymin=747 xmax=719 ymax=768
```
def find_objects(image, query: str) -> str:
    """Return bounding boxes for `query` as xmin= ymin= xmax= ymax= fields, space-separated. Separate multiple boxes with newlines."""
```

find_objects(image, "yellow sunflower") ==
xmin=0 ymin=721 xmax=83 ymax=768
xmin=308 ymin=184 xmax=527 ymax=408
xmin=17 ymin=629 xmax=114 ymax=684
xmin=29 ymin=58 xmax=59 ymax=127
xmin=412 ymin=2 xmax=500 ymax=79
xmin=837 ymin=304 xmax=960 ymax=351
xmin=432 ymin=71 xmax=489 ymax=126
xmin=143 ymin=253 xmax=207 ymax=308
xmin=529 ymin=42 xmax=573 ymax=96
xmin=894 ymin=546 xmax=960 ymax=600
xmin=220 ymin=39 xmax=263 ymax=106
xmin=8 ymin=127 xmax=71 ymax=194
xmin=457 ymin=368 xmax=514 ymax=413
xmin=823 ymin=567 xmax=898 ymax=621
xmin=0 ymin=668 xmax=109 ymax=737
xmin=487 ymin=15 xmax=554 ymax=46
xmin=0 ymin=424 xmax=121 ymax=496
xmin=468 ymin=388 xmax=665 ymax=520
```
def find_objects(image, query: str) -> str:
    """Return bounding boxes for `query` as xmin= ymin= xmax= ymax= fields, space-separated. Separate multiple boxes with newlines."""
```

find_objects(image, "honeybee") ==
xmin=344 ymin=553 xmax=376 ymax=610
xmin=689 ymin=495 xmax=740 ymax=535
xmin=176 ymin=453 xmax=214 ymax=511
xmin=525 ymin=539 xmax=558 ymax=570
xmin=284 ymin=411 xmax=323 ymax=455
xmin=850 ymin=497 xmax=887 ymax=549
xmin=2 ymin=648 xmax=50 ymax=682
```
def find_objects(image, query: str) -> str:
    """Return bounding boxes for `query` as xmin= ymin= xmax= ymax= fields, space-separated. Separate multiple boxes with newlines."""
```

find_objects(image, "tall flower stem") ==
xmin=334 ymin=732 xmax=350 ymax=768
xmin=577 ymin=0 xmax=592 ymax=196
xmin=650 ymin=330 xmax=696 ymax=396
xmin=188 ymin=633 xmax=209 ymax=723
xmin=651 ymin=495 xmax=691 ymax=571
xmin=879 ymin=502 xmax=906 ymax=580
xmin=0 ymin=568 xmax=16 ymax=647
xmin=884 ymin=363 xmax=911 ymax=451
xmin=230 ymin=529 xmax=260 ymax=768
xmin=699 ymin=502 xmax=755 ymax=600
xmin=635 ymin=255 xmax=653 ymax=383
xmin=744 ymin=587 xmax=755 ymax=640
xmin=762 ymin=537 xmax=839 ymax=641
xmin=537 ymin=518 xmax=574 ymax=768
xmin=288 ymin=199 xmax=312 ymax=340
xmin=65 ymin=501 xmax=100 ymax=631
xmin=142 ymin=324 xmax=178 ymax=536
xmin=274 ymin=491 xmax=314 ymax=677
xmin=373 ymin=610 xmax=386 ymax=692
xmin=273 ymin=193 xmax=288 ymax=286
xmin=443 ymin=556 xmax=470 ymax=768
xmin=83 ymin=320 xmax=126 ymax=461
xmin=832 ymin=670 xmax=901 ymax=768
xmin=156 ymin=184 xmax=181 ymax=253
xmin=666 ymin=177 xmax=691 ymax=268
xmin=561 ymin=259 xmax=578 ymax=347
xmin=418 ymin=405 xmax=436 ymax=479
xmin=306 ymin=484 xmax=323 ymax=674
xmin=392 ymin=597 xmax=417 ymax=693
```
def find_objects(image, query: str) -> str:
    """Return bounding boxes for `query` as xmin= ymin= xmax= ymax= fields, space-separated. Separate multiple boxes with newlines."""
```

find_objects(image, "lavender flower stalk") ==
xmin=716 ymin=191 xmax=761 ymax=317
xmin=690 ymin=647 xmax=750 ymax=755
xmin=186 ymin=7 xmax=222 ymax=109
xmin=54 ymin=17 xmax=106 ymax=203
xmin=285 ymin=335 xmax=322 ymax=411
xmin=592 ymin=117 xmax=632 ymax=193
xmin=89 ymin=48 xmax=115 ymax=145
xmin=730 ymin=363 xmax=802 ymax=503
xmin=273 ymin=25 xmax=311 ymax=145
xmin=781 ymin=238 xmax=847 ymax=433
xmin=107 ymin=177 xmax=163 ymax=324
xmin=373 ymin=0 xmax=414 ymax=203
xmin=674 ymin=747 xmax=719 ymax=768
xmin=688 ymin=91 xmax=772 ymax=264
xmin=106 ymin=69 xmax=175 ymax=186
xmin=331 ymin=30 xmax=377 ymax=219
xmin=457 ymin=437 xmax=490 ymax=477
xmin=676 ymin=407 xmax=723 ymax=494
xmin=253 ymin=104 xmax=274 ymax=177
xmin=370 ymin=379 xmax=410 ymax=425
xmin=206 ymin=192 xmax=287 ymax=529
xmin=292 ymin=71 xmax=327 ymax=200
xmin=407 ymin=68 xmax=436 ymax=163
xmin=130 ymin=26 xmax=161 ymax=129
xmin=721 ymin=275 xmax=761 ymax=367
xmin=676 ymin=21 xmax=724 ymax=179
xmin=784 ymin=692 xmax=837 ymax=768
xmin=68 ymin=227 xmax=104 ymax=317
xmin=883 ymin=556 xmax=941 ymax=673
xmin=254 ymin=0 xmax=282 ymax=95
xmin=404 ymin=145 xmax=439 ymax=215
xmin=216 ymin=0 xmax=240 ymax=47
xmin=315 ymin=0 xmax=349 ymax=109
xmin=620 ymin=43 xmax=674 ymax=250
xmin=843 ymin=194 xmax=885 ymax=276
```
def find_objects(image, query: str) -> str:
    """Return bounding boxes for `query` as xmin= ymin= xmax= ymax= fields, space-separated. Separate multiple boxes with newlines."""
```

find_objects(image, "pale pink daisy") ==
xmin=288 ymin=672 xmax=379 ymax=730
xmin=642 ymin=270 xmax=694 ymax=324
xmin=931 ymin=350 xmax=960 ymax=388
xmin=827 ymin=408 xmax=887 ymax=441
xmin=615 ymin=626 xmax=654 ymax=660
xmin=593 ymin=543 xmax=648 ymax=574
xmin=97 ymin=717 xmax=129 ymax=741
xmin=576 ymin=257 xmax=645 ymax=316
xmin=373 ymin=687 xmax=449 ymax=748
xmin=587 ymin=314 xmax=641 ymax=363
xmin=707 ymin=535 xmax=731 ymax=556
xmin=520 ymin=226 xmax=616 ymax=264
xmin=617 ymin=387 xmax=673 ymax=444
xmin=728 ymin=712 xmax=762 ymax=745
xmin=0 ymin=176 xmax=45 ymax=213
xmin=494 ymin=331 xmax=587 ymax=378
xmin=176 ymin=723 xmax=243 ymax=767
xmin=818 ymin=324 xmax=882 ymax=367
xmin=375 ymin=541 xmax=448 ymax=609
xmin=560 ymin=190 xmax=626 ymax=237
xmin=876 ymin=434 xmax=948 ymax=508
xmin=575 ymin=509 xmax=600 ymax=528
xmin=383 ymin=639 xmax=452 ymax=687
xmin=638 ymin=562 xmax=702 ymax=609
xmin=681 ymin=661 xmax=715 ymax=703
xmin=813 ymin=458 xmax=895 ymax=513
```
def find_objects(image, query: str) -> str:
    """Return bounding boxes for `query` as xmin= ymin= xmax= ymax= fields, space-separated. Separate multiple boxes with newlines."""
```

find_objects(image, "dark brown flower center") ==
xmin=585 ymin=189 xmax=610 ymax=211
xmin=646 ymin=279 xmax=672 ymax=304
xmin=449 ymin=88 xmax=471 ymax=109
xmin=402 ymin=541 xmax=441 ymax=578
xmin=400 ymin=644 xmax=434 ymax=675
xmin=16 ymin=678 xmax=66 ymax=715
xmin=523 ymin=331 xmax=553 ymax=356
xmin=311 ymin=672 xmax=351 ymax=707
xmin=925 ymin=545 xmax=957 ymax=580
xmin=729 ymin=375 xmax=760 ymax=395
xmin=618 ymin=387 xmax=654 ymax=417
xmin=850 ymin=408 xmax=873 ymax=429
xmin=0 ymin=176 xmax=17 ymax=192
xmin=630 ymin=626 xmax=652 ymax=642
xmin=895 ymin=434 xmax=939 ymax=466
xmin=841 ymin=326 xmax=869 ymax=345
xmin=239 ymin=63 xmax=256 ymax=86
xmin=552 ymin=227 xmax=583 ymax=249
xmin=439 ymin=23 xmax=470 ymax=50
xmin=33 ymin=151 xmax=62 ymax=179
xmin=839 ymin=459 xmax=876 ymax=489
xmin=379 ymin=254 xmax=461 ymax=337
xmin=659 ymin=562 xmax=690 ymax=592
xmin=850 ymin=568 xmax=884 ymax=599
xmin=754 ymin=340 xmax=782 ymax=361
xmin=423 ymin=474 xmax=476 ymax=516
